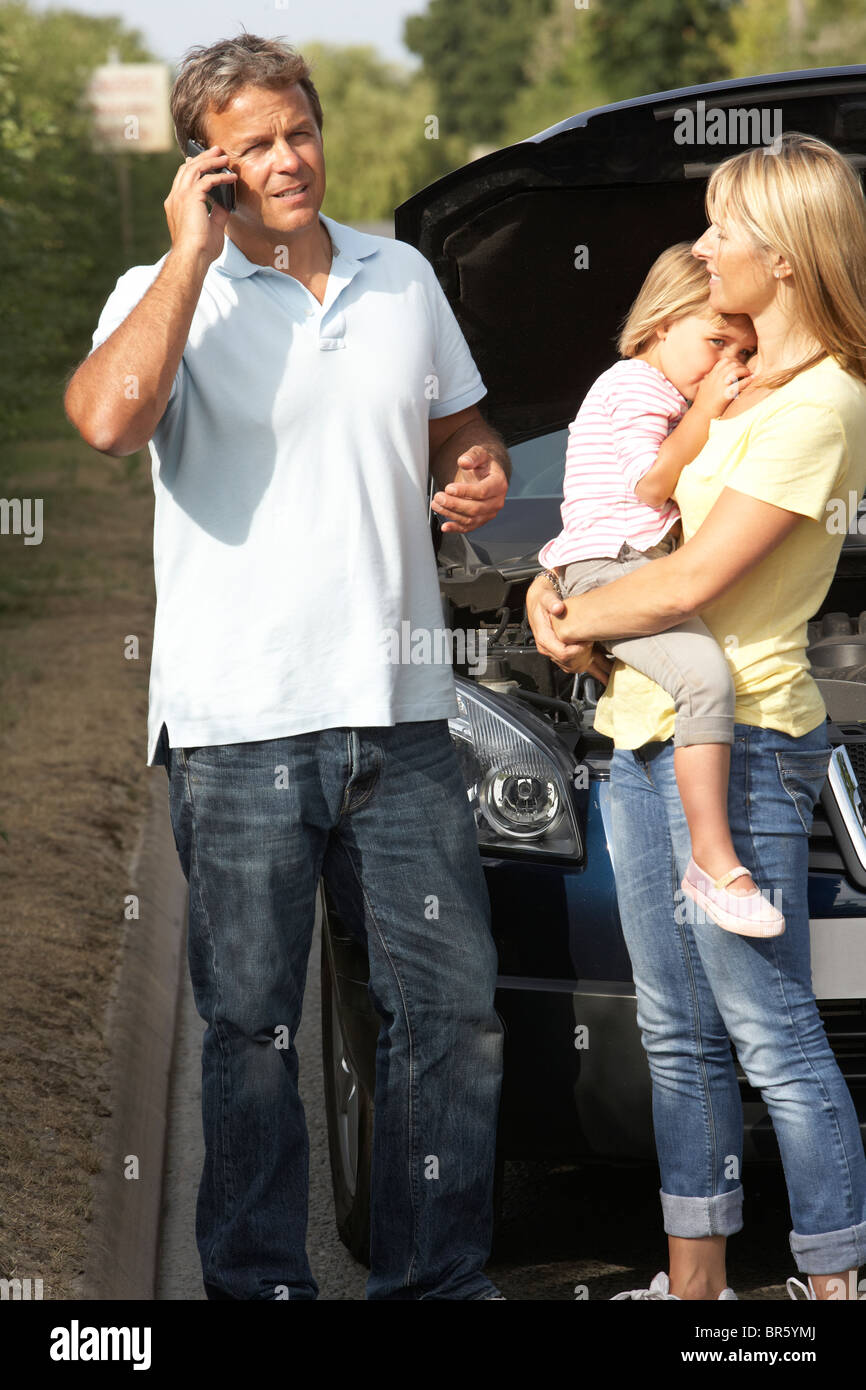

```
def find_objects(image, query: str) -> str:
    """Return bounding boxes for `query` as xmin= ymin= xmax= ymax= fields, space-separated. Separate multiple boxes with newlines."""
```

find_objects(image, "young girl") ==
xmin=538 ymin=243 xmax=781 ymax=937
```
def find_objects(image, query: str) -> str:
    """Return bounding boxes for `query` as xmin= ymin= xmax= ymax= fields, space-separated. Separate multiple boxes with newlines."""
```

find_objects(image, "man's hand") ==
xmin=526 ymin=578 xmax=613 ymax=679
xmin=164 ymin=145 xmax=237 ymax=266
xmin=64 ymin=150 xmax=233 ymax=456
xmin=431 ymin=444 xmax=508 ymax=534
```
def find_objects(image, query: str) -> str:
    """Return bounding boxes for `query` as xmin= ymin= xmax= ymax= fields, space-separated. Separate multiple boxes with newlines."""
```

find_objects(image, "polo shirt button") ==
xmin=305 ymin=309 xmax=314 ymax=317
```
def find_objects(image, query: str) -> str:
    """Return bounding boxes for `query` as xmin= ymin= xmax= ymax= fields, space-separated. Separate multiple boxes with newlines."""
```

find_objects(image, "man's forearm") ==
xmin=430 ymin=418 xmax=511 ymax=488
xmin=64 ymin=247 xmax=210 ymax=456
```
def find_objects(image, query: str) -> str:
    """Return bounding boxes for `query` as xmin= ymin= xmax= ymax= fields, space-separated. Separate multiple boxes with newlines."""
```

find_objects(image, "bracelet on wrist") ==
xmin=540 ymin=569 xmax=564 ymax=599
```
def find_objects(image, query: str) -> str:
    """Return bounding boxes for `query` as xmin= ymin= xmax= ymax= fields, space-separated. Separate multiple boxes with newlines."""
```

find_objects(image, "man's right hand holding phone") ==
xmin=164 ymin=143 xmax=238 ymax=268
xmin=64 ymin=142 xmax=240 ymax=455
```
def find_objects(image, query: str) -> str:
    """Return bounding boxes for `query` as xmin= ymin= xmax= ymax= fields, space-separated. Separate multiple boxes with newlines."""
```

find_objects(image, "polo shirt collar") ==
xmin=213 ymin=235 xmax=259 ymax=278
xmin=319 ymin=214 xmax=382 ymax=268
xmin=214 ymin=214 xmax=381 ymax=279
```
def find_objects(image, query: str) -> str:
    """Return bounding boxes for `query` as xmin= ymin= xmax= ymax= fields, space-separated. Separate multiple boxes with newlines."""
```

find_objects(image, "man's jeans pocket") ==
xmin=175 ymin=746 xmax=204 ymax=772
xmin=775 ymin=746 xmax=832 ymax=833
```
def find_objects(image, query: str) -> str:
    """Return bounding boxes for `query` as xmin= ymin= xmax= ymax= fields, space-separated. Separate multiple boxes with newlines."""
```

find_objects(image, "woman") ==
xmin=527 ymin=132 xmax=866 ymax=1300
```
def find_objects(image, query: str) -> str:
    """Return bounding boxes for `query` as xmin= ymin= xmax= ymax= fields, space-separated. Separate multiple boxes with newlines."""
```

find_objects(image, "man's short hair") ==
xmin=170 ymin=33 xmax=323 ymax=154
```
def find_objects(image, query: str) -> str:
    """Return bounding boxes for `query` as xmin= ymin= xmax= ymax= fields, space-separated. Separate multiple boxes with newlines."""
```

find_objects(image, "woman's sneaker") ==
xmin=611 ymin=1271 xmax=737 ymax=1300
xmin=681 ymin=858 xmax=785 ymax=938
xmin=786 ymin=1276 xmax=817 ymax=1300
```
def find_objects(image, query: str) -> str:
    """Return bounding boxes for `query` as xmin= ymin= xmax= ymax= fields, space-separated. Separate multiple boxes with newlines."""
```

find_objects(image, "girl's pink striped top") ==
xmin=538 ymin=358 xmax=687 ymax=568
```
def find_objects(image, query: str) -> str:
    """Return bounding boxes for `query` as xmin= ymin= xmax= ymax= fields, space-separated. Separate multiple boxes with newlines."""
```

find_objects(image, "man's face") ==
xmin=204 ymin=83 xmax=326 ymax=241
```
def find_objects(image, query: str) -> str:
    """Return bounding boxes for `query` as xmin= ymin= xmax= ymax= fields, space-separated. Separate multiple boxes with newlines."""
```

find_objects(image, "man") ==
xmin=64 ymin=34 xmax=510 ymax=1300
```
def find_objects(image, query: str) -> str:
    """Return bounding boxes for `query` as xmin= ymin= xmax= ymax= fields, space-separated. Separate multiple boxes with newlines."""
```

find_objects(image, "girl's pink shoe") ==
xmin=681 ymin=858 xmax=785 ymax=938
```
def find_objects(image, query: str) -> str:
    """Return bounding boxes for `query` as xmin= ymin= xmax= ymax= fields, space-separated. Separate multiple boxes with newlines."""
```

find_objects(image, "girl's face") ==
xmin=692 ymin=213 xmax=779 ymax=318
xmin=648 ymin=310 xmax=756 ymax=398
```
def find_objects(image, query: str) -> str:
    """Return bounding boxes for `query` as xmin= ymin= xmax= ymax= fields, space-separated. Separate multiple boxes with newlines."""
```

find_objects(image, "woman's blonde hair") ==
xmin=618 ymin=243 xmax=726 ymax=357
xmin=705 ymin=132 xmax=866 ymax=388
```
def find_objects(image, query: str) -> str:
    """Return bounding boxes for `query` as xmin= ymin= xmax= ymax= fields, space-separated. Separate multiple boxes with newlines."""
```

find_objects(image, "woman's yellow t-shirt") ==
xmin=592 ymin=357 xmax=866 ymax=750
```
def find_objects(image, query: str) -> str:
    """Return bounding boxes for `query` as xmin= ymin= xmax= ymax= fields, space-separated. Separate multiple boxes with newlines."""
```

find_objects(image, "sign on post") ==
xmin=87 ymin=63 xmax=173 ymax=153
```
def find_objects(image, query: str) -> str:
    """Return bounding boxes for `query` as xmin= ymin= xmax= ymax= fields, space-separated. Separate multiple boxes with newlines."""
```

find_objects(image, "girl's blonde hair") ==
xmin=705 ymin=132 xmax=866 ymax=388
xmin=618 ymin=243 xmax=726 ymax=358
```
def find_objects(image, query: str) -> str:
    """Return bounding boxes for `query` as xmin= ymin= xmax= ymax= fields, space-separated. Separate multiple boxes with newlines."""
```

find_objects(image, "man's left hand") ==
xmin=431 ymin=445 xmax=508 ymax=534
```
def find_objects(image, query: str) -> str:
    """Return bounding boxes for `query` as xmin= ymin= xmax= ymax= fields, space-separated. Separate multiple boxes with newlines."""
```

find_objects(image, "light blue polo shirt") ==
xmin=89 ymin=215 xmax=487 ymax=764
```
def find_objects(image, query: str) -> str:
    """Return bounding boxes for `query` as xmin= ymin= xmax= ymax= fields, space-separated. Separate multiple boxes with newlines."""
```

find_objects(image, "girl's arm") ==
xmin=634 ymin=359 xmax=752 ymax=508
xmin=547 ymin=487 xmax=800 ymax=657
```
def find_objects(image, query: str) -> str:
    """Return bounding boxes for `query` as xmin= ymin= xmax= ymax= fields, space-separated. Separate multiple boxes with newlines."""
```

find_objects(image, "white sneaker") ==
xmin=611 ymin=1271 xmax=737 ymax=1300
xmin=786 ymin=1276 xmax=817 ymax=1300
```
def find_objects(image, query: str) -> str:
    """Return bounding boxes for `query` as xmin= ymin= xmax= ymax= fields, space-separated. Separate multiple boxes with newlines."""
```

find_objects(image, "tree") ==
xmin=0 ymin=2 xmax=177 ymax=441
xmin=724 ymin=0 xmax=866 ymax=76
xmin=587 ymin=0 xmax=739 ymax=102
xmin=404 ymin=0 xmax=556 ymax=144
xmin=500 ymin=0 xmax=611 ymax=144
xmin=497 ymin=0 xmax=741 ymax=146
xmin=404 ymin=0 xmax=745 ymax=152
xmin=303 ymin=43 xmax=468 ymax=223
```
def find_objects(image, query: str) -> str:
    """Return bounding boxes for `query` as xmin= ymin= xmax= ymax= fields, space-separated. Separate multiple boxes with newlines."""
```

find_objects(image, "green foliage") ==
xmin=496 ymin=0 xmax=737 ymax=146
xmin=404 ymin=0 xmax=556 ymax=143
xmin=455 ymin=0 xmax=866 ymax=150
xmin=586 ymin=0 xmax=738 ymax=102
xmin=404 ymin=0 xmax=742 ymax=146
xmin=305 ymin=43 xmax=469 ymax=222
xmin=500 ymin=0 xmax=610 ymax=144
xmin=0 ymin=2 xmax=177 ymax=443
xmin=724 ymin=0 xmax=866 ymax=76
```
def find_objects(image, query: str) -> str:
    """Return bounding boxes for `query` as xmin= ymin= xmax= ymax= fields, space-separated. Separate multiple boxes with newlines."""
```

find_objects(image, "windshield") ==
xmin=506 ymin=429 xmax=568 ymax=499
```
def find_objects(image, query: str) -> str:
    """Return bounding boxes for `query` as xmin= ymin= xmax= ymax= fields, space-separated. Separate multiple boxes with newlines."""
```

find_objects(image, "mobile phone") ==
xmin=185 ymin=139 xmax=236 ymax=213
xmin=428 ymin=476 xmax=444 ymax=553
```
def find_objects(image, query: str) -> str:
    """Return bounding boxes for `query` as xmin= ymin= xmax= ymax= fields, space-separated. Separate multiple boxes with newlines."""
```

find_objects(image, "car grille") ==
xmin=820 ymin=1000 xmax=866 ymax=1087
xmin=847 ymin=740 xmax=866 ymax=796
xmin=799 ymin=729 xmax=866 ymax=1108
xmin=808 ymin=729 xmax=866 ymax=879
xmin=737 ymin=1000 xmax=866 ymax=1100
xmin=808 ymin=803 xmax=844 ymax=872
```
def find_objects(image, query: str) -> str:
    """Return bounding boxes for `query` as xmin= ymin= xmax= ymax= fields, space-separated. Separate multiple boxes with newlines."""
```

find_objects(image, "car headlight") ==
xmin=449 ymin=678 xmax=583 ymax=859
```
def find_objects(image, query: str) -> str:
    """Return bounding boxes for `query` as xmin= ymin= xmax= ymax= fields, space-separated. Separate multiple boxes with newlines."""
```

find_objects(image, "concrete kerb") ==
xmin=73 ymin=771 xmax=188 ymax=1300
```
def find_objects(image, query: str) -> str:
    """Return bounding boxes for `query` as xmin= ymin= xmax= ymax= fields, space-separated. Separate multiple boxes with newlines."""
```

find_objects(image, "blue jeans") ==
xmin=609 ymin=720 xmax=866 ymax=1275
xmin=165 ymin=720 xmax=503 ymax=1299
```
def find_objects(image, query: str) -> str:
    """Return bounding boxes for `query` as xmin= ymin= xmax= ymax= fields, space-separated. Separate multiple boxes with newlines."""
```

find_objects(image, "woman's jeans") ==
xmin=609 ymin=720 xmax=866 ymax=1275
xmin=164 ymin=719 xmax=504 ymax=1300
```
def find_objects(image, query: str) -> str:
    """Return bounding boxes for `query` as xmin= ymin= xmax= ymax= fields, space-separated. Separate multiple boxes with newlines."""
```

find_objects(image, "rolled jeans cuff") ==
xmin=660 ymin=1185 xmax=744 ymax=1238
xmin=790 ymin=1217 xmax=866 ymax=1277
xmin=672 ymin=714 xmax=735 ymax=748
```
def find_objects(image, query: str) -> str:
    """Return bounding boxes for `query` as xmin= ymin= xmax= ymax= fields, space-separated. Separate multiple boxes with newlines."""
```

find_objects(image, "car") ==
xmin=321 ymin=64 xmax=866 ymax=1262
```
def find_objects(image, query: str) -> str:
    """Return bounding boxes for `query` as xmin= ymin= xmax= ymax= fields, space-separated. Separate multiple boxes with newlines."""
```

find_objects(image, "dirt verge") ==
xmin=0 ymin=438 xmax=160 ymax=1298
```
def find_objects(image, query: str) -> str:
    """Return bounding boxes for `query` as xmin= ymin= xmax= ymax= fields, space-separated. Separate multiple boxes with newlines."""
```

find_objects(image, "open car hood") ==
xmin=397 ymin=66 xmax=866 ymax=457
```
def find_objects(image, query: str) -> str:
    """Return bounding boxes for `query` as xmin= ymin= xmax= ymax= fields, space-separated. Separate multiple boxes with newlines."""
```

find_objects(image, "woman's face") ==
xmin=692 ymin=214 xmax=778 ymax=319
